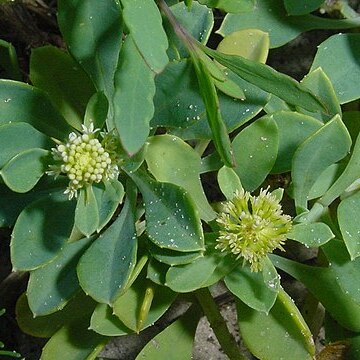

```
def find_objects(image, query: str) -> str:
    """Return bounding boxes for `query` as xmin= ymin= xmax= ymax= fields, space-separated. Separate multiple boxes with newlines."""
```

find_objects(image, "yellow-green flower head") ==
xmin=216 ymin=188 xmax=292 ymax=272
xmin=48 ymin=123 xmax=120 ymax=199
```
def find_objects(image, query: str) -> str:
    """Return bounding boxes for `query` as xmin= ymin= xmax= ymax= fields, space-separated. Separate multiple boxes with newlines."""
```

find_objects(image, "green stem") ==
xmin=195 ymin=287 xmax=246 ymax=360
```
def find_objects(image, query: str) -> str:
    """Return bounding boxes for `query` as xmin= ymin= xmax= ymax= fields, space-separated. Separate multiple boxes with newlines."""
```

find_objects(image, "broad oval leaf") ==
xmin=30 ymin=46 xmax=95 ymax=130
xmin=232 ymin=116 xmax=278 ymax=191
xmin=236 ymin=288 xmax=315 ymax=359
xmin=1 ymin=148 xmax=49 ymax=193
xmin=121 ymin=0 xmax=168 ymax=73
xmin=27 ymin=237 xmax=93 ymax=316
xmin=0 ymin=80 xmax=71 ymax=139
xmin=217 ymin=165 xmax=242 ymax=200
xmin=113 ymin=35 xmax=155 ymax=155
xmin=77 ymin=198 xmax=137 ymax=304
xmin=131 ymin=171 xmax=204 ymax=252
xmin=284 ymin=0 xmax=324 ymax=15
xmin=0 ymin=122 xmax=52 ymax=169
xmin=145 ymin=134 xmax=215 ymax=221
xmin=292 ymin=114 xmax=351 ymax=211
xmin=11 ymin=195 xmax=76 ymax=271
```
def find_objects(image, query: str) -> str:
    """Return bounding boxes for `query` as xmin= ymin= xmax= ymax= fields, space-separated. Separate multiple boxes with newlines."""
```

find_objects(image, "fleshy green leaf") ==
xmin=113 ymin=276 xmax=177 ymax=332
xmin=130 ymin=171 xmax=204 ymax=252
xmin=77 ymin=197 xmax=137 ymax=304
xmin=135 ymin=305 xmax=201 ymax=360
xmin=272 ymin=254 xmax=360 ymax=332
xmin=0 ymin=80 xmax=71 ymax=139
xmin=225 ymin=263 xmax=278 ymax=313
xmin=288 ymin=222 xmax=334 ymax=247
xmin=57 ymin=0 xmax=123 ymax=124
xmin=218 ymin=0 xmax=360 ymax=48
xmin=41 ymin=319 xmax=108 ymax=360
xmin=311 ymin=34 xmax=360 ymax=104
xmin=93 ymin=179 xmax=124 ymax=233
xmin=284 ymin=0 xmax=324 ymax=15
xmin=11 ymin=195 xmax=76 ymax=271
xmin=217 ymin=165 xmax=242 ymax=200
xmin=16 ymin=291 xmax=96 ymax=338
xmin=121 ymin=0 xmax=168 ymax=73
xmin=236 ymin=288 xmax=315 ymax=359
xmin=322 ymin=239 xmax=360 ymax=306
xmin=0 ymin=122 xmax=52 ymax=168
xmin=338 ymin=191 xmax=360 ymax=260
xmin=232 ymin=116 xmax=278 ymax=191
xmin=198 ymin=0 xmax=255 ymax=13
xmin=145 ymin=134 xmax=215 ymax=221
xmin=292 ymin=114 xmax=351 ymax=211
xmin=272 ymin=111 xmax=322 ymax=174
xmin=90 ymin=303 xmax=130 ymax=336
xmin=27 ymin=237 xmax=93 ymax=316
xmin=0 ymin=39 xmax=21 ymax=80
xmin=84 ymin=92 xmax=108 ymax=130
xmin=30 ymin=46 xmax=95 ymax=130
xmin=113 ymin=35 xmax=155 ymax=155
xmin=75 ymin=186 xmax=99 ymax=238
xmin=1 ymin=149 xmax=49 ymax=193
xmin=205 ymin=47 xmax=326 ymax=113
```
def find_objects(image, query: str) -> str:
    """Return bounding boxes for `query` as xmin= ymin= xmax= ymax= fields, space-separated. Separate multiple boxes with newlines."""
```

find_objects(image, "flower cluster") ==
xmin=48 ymin=123 xmax=120 ymax=199
xmin=216 ymin=188 xmax=292 ymax=272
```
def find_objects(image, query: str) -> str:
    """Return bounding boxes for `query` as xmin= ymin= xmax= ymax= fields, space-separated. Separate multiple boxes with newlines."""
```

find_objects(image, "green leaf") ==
xmin=217 ymin=29 xmax=269 ymax=64
xmin=192 ymin=57 xmax=234 ymax=167
xmin=84 ymin=92 xmax=108 ymax=130
xmin=30 ymin=46 xmax=95 ymax=130
xmin=75 ymin=186 xmax=99 ymax=238
xmin=198 ymin=0 xmax=255 ymax=13
xmin=135 ymin=305 xmax=201 ymax=360
xmin=165 ymin=252 xmax=220 ymax=292
xmin=272 ymin=254 xmax=360 ymax=332
xmin=217 ymin=165 xmax=242 ymax=200
xmin=322 ymin=239 xmax=360 ymax=306
xmin=272 ymin=111 xmax=323 ymax=174
xmin=232 ymin=116 xmax=278 ymax=191
xmin=16 ymin=291 xmax=96 ymax=338
xmin=11 ymin=195 xmax=76 ymax=271
xmin=27 ymin=237 xmax=93 ymax=316
xmin=0 ymin=177 xmax=68 ymax=227
xmin=288 ymin=222 xmax=334 ymax=247
xmin=0 ymin=39 xmax=21 ymax=80
xmin=236 ymin=288 xmax=315 ymax=359
xmin=93 ymin=179 xmax=124 ymax=233
xmin=41 ymin=319 xmax=108 ymax=360
xmin=90 ymin=303 xmax=130 ymax=336
xmin=130 ymin=171 xmax=204 ymax=252
xmin=148 ymin=241 xmax=202 ymax=266
xmin=145 ymin=134 xmax=216 ymax=221
xmin=147 ymin=259 xmax=168 ymax=286
xmin=338 ymin=191 xmax=360 ymax=260
xmin=1 ymin=149 xmax=49 ymax=193
xmin=113 ymin=276 xmax=177 ymax=332
xmin=218 ymin=0 xmax=360 ymax=48
xmin=311 ymin=34 xmax=360 ymax=104
xmin=77 ymin=197 xmax=137 ymax=304
xmin=301 ymin=67 xmax=341 ymax=122
xmin=0 ymin=122 xmax=52 ymax=169
xmin=0 ymin=80 xmax=71 ymax=139
xmin=113 ymin=35 xmax=155 ymax=155
xmin=225 ymin=263 xmax=278 ymax=313
xmin=284 ymin=0 xmax=324 ymax=15
xmin=206 ymin=47 xmax=326 ymax=113
xmin=165 ymin=2 xmax=213 ymax=60
xmin=57 ymin=0 xmax=123 ymax=124
xmin=121 ymin=0 xmax=168 ymax=73
xmin=292 ymin=114 xmax=351 ymax=211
